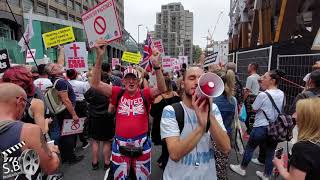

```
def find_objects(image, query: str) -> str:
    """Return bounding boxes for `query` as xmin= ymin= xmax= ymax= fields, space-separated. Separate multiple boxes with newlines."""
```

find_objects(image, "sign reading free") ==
xmin=82 ymin=0 xmax=122 ymax=48
xmin=42 ymin=26 xmax=75 ymax=49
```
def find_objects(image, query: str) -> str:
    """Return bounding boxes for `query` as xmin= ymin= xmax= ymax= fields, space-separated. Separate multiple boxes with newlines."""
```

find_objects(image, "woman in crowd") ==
xmin=273 ymin=98 xmax=320 ymax=180
xmin=150 ymin=74 xmax=180 ymax=169
xmin=230 ymin=69 xmax=286 ymax=180
xmin=213 ymin=69 xmax=237 ymax=180
xmin=84 ymin=70 xmax=114 ymax=170
xmin=2 ymin=66 xmax=49 ymax=135
xmin=66 ymin=69 xmax=90 ymax=149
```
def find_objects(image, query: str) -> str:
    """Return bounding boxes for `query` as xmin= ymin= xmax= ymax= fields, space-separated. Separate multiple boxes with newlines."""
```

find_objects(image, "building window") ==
xmin=23 ymin=0 xmax=33 ymax=12
xmin=76 ymin=18 xmax=82 ymax=23
xmin=69 ymin=15 xmax=75 ymax=22
xmin=59 ymin=12 xmax=67 ymax=20
xmin=75 ymin=2 xmax=81 ymax=12
xmin=57 ymin=0 xmax=66 ymax=4
xmin=48 ymin=7 xmax=57 ymax=17
xmin=37 ymin=4 xmax=46 ymax=15
xmin=0 ymin=22 xmax=14 ymax=40
xmin=67 ymin=0 xmax=74 ymax=9
xmin=9 ymin=0 xmax=20 ymax=6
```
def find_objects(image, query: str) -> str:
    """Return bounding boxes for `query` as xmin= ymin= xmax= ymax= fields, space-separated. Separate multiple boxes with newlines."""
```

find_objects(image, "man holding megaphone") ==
xmin=160 ymin=66 xmax=231 ymax=180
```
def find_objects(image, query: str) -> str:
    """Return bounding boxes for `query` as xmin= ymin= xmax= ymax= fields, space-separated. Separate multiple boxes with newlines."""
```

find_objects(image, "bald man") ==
xmin=0 ymin=83 xmax=60 ymax=175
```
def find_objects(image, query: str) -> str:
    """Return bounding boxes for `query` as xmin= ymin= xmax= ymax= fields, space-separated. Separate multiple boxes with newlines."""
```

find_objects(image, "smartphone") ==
xmin=275 ymin=147 xmax=283 ymax=159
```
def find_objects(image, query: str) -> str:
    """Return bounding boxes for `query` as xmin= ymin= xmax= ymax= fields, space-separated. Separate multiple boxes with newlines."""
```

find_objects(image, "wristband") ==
xmin=153 ymin=66 xmax=161 ymax=70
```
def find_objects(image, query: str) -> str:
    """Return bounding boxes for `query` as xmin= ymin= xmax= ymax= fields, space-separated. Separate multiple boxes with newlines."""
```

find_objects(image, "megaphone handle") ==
xmin=206 ymin=103 xmax=211 ymax=132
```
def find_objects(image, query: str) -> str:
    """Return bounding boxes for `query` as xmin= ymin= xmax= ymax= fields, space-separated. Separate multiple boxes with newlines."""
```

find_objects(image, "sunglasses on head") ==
xmin=16 ymin=97 xmax=31 ymax=106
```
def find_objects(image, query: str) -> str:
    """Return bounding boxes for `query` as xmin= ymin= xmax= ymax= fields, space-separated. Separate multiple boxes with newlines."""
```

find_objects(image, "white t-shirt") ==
xmin=160 ymin=102 xmax=226 ymax=180
xmin=252 ymin=89 xmax=285 ymax=127
xmin=246 ymin=74 xmax=260 ymax=95
xmin=68 ymin=80 xmax=90 ymax=101
xmin=33 ymin=78 xmax=53 ymax=93
xmin=303 ymin=73 xmax=310 ymax=82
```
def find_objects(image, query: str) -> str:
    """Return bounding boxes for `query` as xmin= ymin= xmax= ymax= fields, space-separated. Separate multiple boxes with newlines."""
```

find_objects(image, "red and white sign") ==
xmin=162 ymin=56 xmax=173 ymax=72
xmin=82 ymin=0 xmax=122 ymax=48
xmin=61 ymin=118 xmax=86 ymax=136
xmin=178 ymin=56 xmax=188 ymax=67
xmin=171 ymin=58 xmax=181 ymax=72
xmin=112 ymin=58 xmax=120 ymax=69
xmin=26 ymin=49 xmax=36 ymax=63
xmin=153 ymin=39 xmax=164 ymax=54
xmin=64 ymin=42 xmax=88 ymax=72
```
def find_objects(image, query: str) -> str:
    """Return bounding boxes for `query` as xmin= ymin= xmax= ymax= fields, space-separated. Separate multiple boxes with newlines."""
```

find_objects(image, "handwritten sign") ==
xmin=162 ymin=56 xmax=173 ymax=72
xmin=82 ymin=0 xmax=122 ymax=48
xmin=64 ymin=42 xmax=88 ymax=72
xmin=0 ymin=49 xmax=10 ymax=73
xmin=122 ymin=51 xmax=141 ymax=64
xmin=61 ymin=118 xmax=86 ymax=136
xmin=26 ymin=49 xmax=36 ymax=63
xmin=42 ymin=26 xmax=75 ymax=49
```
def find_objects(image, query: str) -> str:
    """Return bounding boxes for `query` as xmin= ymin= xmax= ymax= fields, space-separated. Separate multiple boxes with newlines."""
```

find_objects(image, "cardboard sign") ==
xmin=26 ymin=49 xmax=36 ymax=63
xmin=42 ymin=26 xmax=75 ymax=49
xmin=0 ymin=49 xmax=10 ymax=73
xmin=178 ymin=56 xmax=188 ymax=67
xmin=112 ymin=58 xmax=120 ymax=69
xmin=162 ymin=56 xmax=173 ymax=72
xmin=312 ymin=28 xmax=320 ymax=50
xmin=122 ymin=51 xmax=141 ymax=64
xmin=153 ymin=39 xmax=164 ymax=54
xmin=82 ymin=0 xmax=122 ymax=48
xmin=61 ymin=118 xmax=86 ymax=136
xmin=64 ymin=42 xmax=88 ymax=72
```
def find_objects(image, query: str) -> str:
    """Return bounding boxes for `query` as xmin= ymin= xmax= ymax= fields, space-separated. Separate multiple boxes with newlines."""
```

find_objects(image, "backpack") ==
xmin=44 ymin=79 xmax=66 ymax=115
xmin=262 ymin=92 xmax=294 ymax=142
xmin=161 ymin=102 xmax=211 ymax=169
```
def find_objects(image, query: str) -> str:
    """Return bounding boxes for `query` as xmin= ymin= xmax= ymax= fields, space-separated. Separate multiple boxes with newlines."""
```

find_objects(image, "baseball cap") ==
xmin=123 ymin=67 xmax=139 ymax=79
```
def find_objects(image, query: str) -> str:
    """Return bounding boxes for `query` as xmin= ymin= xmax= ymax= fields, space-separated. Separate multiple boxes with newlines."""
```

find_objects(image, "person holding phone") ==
xmin=273 ymin=98 xmax=320 ymax=180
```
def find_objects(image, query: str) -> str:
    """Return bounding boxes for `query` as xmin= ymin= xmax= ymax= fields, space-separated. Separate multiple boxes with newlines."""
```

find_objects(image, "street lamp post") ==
xmin=137 ymin=24 xmax=143 ymax=47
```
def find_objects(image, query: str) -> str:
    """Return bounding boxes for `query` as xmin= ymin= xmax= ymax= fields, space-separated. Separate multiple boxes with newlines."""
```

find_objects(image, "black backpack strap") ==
xmin=171 ymin=102 xmax=185 ymax=133
xmin=115 ymin=88 xmax=125 ymax=111
xmin=264 ymin=92 xmax=282 ymax=114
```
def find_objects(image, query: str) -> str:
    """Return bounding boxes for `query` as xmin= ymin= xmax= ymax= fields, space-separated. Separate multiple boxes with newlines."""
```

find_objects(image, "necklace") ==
xmin=181 ymin=103 xmax=200 ymax=167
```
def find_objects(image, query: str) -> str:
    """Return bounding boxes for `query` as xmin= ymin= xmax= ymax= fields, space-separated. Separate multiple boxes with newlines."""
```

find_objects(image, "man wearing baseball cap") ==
xmin=91 ymin=39 xmax=166 ymax=179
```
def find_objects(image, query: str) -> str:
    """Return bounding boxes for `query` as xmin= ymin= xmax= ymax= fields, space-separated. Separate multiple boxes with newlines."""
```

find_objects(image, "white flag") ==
xmin=18 ymin=9 xmax=34 ymax=52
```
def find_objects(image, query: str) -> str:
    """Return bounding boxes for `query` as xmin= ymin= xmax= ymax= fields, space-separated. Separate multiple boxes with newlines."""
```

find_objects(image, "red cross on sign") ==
xmin=70 ymin=43 xmax=80 ymax=58
xmin=37 ymin=82 xmax=43 ymax=89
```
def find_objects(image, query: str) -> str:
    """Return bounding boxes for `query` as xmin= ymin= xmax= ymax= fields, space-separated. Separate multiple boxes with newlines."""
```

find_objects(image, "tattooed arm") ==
xmin=21 ymin=123 xmax=60 ymax=175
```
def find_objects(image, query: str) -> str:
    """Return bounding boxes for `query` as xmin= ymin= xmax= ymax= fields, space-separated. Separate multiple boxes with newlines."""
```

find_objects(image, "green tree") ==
xmin=193 ymin=45 xmax=202 ymax=63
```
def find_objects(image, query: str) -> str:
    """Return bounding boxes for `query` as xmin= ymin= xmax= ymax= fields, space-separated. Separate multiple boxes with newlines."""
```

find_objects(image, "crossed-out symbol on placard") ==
xmin=94 ymin=16 xmax=107 ymax=35
xmin=71 ymin=119 xmax=80 ymax=130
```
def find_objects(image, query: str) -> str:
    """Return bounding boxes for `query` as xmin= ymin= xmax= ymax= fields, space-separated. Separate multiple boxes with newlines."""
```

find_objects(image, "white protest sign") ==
xmin=82 ymin=0 xmax=122 ymax=48
xmin=153 ymin=39 xmax=164 ymax=54
xmin=178 ymin=56 xmax=188 ymax=66
xmin=203 ymin=52 xmax=218 ymax=67
xmin=171 ymin=58 xmax=181 ymax=72
xmin=162 ymin=56 xmax=173 ymax=72
xmin=61 ymin=118 xmax=86 ymax=136
xmin=312 ymin=28 xmax=320 ymax=50
xmin=26 ymin=49 xmax=36 ymax=63
xmin=112 ymin=58 xmax=120 ymax=69
xmin=64 ymin=42 xmax=88 ymax=72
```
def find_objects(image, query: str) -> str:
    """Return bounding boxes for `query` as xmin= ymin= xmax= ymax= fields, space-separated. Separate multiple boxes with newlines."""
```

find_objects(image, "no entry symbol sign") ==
xmin=94 ymin=16 xmax=106 ymax=35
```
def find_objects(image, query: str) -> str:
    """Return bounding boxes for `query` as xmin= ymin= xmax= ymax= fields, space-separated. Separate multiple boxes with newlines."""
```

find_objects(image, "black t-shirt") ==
xmin=51 ymin=77 xmax=76 ymax=106
xmin=290 ymin=141 xmax=320 ymax=180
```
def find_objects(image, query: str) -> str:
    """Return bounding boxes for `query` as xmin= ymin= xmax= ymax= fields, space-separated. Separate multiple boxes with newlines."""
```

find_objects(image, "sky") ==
xmin=124 ymin=0 xmax=230 ymax=49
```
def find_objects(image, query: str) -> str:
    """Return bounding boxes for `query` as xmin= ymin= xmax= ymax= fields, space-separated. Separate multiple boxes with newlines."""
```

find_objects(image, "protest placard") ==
xmin=312 ymin=28 xmax=320 ymax=50
xmin=61 ymin=118 xmax=86 ymax=136
xmin=42 ymin=26 xmax=75 ymax=49
xmin=122 ymin=51 xmax=141 ymax=64
xmin=178 ymin=56 xmax=188 ymax=67
xmin=112 ymin=58 xmax=120 ymax=69
xmin=0 ymin=49 xmax=10 ymax=73
xmin=162 ymin=56 xmax=173 ymax=72
xmin=82 ymin=0 xmax=122 ymax=48
xmin=64 ymin=42 xmax=88 ymax=72
xmin=153 ymin=39 xmax=164 ymax=54
xmin=26 ymin=49 xmax=36 ymax=63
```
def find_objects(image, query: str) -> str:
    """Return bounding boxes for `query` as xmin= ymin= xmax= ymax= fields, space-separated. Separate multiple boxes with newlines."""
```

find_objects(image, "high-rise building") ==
xmin=0 ymin=0 xmax=125 ymax=64
xmin=154 ymin=2 xmax=193 ymax=64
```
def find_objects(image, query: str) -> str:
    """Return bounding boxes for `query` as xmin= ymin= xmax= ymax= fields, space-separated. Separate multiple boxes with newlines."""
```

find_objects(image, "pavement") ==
xmin=60 ymin=141 xmax=278 ymax=180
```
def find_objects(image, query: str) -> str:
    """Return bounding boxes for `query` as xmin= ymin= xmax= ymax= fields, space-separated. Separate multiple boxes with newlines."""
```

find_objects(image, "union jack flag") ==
xmin=139 ymin=33 xmax=153 ymax=72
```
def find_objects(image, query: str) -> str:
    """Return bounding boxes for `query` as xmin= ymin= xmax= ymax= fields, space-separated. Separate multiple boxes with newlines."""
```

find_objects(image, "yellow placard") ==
xmin=122 ymin=51 xmax=142 ymax=64
xmin=42 ymin=26 xmax=75 ymax=49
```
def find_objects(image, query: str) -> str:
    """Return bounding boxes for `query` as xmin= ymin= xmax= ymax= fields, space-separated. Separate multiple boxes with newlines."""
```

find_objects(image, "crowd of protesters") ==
xmin=0 ymin=39 xmax=320 ymax=180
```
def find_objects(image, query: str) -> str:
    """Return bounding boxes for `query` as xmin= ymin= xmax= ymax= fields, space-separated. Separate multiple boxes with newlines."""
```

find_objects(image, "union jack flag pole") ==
xmin=139 ymin=32 xmax=154 ymax=72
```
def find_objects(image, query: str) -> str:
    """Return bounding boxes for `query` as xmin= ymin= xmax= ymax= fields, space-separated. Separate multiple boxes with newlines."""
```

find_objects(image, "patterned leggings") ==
xmin=213 ymin=140 xmax=230 ymax=180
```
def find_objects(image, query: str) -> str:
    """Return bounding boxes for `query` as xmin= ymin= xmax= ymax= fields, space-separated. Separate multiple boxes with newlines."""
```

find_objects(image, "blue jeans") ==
xmin=49 ymin=117 xmax=61 ymax=145
xmin=241 ymin=126 xmax=277 ymax=176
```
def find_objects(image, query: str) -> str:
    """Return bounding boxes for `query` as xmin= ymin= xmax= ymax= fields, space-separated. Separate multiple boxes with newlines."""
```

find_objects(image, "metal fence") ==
xmin=236 ymin=46 xmax=272 ymax=86
xmin=277 ymin=53 xmax=320 ymax=112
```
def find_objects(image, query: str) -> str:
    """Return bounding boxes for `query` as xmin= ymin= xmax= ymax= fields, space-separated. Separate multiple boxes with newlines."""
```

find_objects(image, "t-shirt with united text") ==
xmin=111 ymin=86 xmax=152 ymax=138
